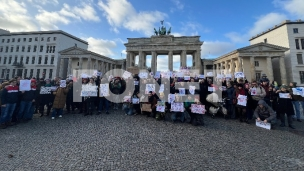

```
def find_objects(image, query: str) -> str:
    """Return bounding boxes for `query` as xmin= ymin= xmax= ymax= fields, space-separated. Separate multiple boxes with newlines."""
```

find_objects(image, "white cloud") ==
xmin=273 ymin=0 xmax=304 ymax=18
xmin=0 ymin=0 xmax=38 ymax=31
xmin=85 ymin=37 xmax=117 ymax=57
xmin=27 ymin=0 xmax=59 ymax=5
xmin=170 ymin=0 xmax=184 ymax=13
xmin=201 ymin=41 xmax=236 ymax=59
xmin=35 ymin=9 xmax=71 ymax=30
xmin=121 ymin=50 xmax=127 ymax=55
xmin=225 ymin=13 xmax=287 ymax=43
xmin=98 ymin=0 xmax=167 ymax=35
xmin=73 ymin=4 xmax=100 ymax=22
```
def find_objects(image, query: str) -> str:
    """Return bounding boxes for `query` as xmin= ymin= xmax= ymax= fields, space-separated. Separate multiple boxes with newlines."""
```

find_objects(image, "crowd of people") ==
xmin=0 ymin=73 xmax=302 ymax=130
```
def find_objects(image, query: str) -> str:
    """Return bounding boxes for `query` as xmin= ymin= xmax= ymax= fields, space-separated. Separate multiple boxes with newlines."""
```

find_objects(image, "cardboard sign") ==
xmin=189 ymin=86 xmax=195 ymax=95
xmin=256 ymin=120 xmax=271 ymax=130
xmin=81 ymin=85 xmax=98 ymax=97
xmin=122 ymin=71 xmax=132 ymax=79
xmin=251 ymin=87 xmax=257 ymax=95
xmin=99 ymin=84 xmax=109 ymax=97
xmin=19 ymin=80 xmax=31 ymax=91
xmin=171 ymin=102 xmax=184 ymax=112
xmin=168 ymin=94 xmax=175 ymax=104
xmin=235 ymin=72 xmax=244 ymax=78
xmin=141 ymin=104 xmax=151 ymax=112
xmin=123 ymin=96 xmax=131 ymax=102
xmin=237 ymin=95 xmax=247 ymax=106
xmin=40 ymin=87 xmax=52 ymax=94
xmin=145 ymin=84 xmax=155 ymax=94
xmin=132 ymin=98 xmax=139 ymax=104
xmin=60 ymin=80 xmax=66 ymax=88
xmin=208 ymin=87 xmax=215 ymax=92
xmin=279 ymin=93 xmax=290 ymax=99
xmin=127 ymin=67 xmax=139 ymax=74
xmin=154 ymin=71 xmax=161 ymax=79
xmin=191 ymin=104 xmax=205 ymax=114
xmin=184 ymin=76 xmax=190 ymax=81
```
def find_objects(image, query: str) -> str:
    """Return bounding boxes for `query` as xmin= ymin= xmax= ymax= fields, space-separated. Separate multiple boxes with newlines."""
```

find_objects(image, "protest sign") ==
xmin=99 ymin=84 xmax=109 ymax=97
xmin=292 ymin=87 xmax=304 ymax=97
xmin=251 ymin=87 xmax=257 ymax=95
xmin=81 ymin=73 xmax=88 ymax=78
xmin=51 ymin=86 xmax=57 ymax=91
xmin=225 ymin=74 xmax=232 ymax=78
xmin=237 ymin=95 xmax=247 ymax=106
xmin=132 ymin=98 xmax=139 ymax=104
xmin=191 ymin=104 xmax=205 ymax=114
xmin=189 ymin=86 xmax=195 ymax=95
xmin=145 ymin=84 xmax=155 ymax=94
xmin=156 ymin=101 xmax=165 ymax=112
xmin=60 ymin=80 xmax=66 ymax=88
xmin=123 ymin=96 xmax=131 ymax=102
xmin=139 ymin=72 xmax=148 ymax=79
xmin=206 ymin=72 xmax=213 ymax=77
xmin=134 ymin=81 xmax=139 ymax=85
xmin=159 ymin=84 xmax=164 ymax=93
xmin=279 ymin=93 xmax=290 ymax=99
xmin=168 ymin=94 xmax=175 ymax=104
xmin=171 ymin=102 xmax=184 ymax=112
xmin=175 ymin=72 xmax=184 ymax=77
xmin=199 ymin=75 xmax=205 ymax=79
xmin=256 ymin=120 xmax=271 ymax=130
xmin=68 ymin=75 xmax=73 ymax=80
xmin=122 ymin=71 xmax=132 ymax=79
xmin=19 ymin=80 xmax=31 ymax=91
xmin=141 ymin=104 xmax=151 ymax=112
xmin=235 ymin=72 xmax=245 ymax=78
xmin=184 ymin=76 xmax=190 ymax=81
xmin=179 ymin=88 xmax=186 ymax=96
xmin=40 ymin=87 xmax=52 ymax=94
xmin=81 ymin=85 xmax=98 ymax=97
xmin=154 ymin=71 xmax=161 ymax=79
xmin=208 ymin=87 xmax=215 ymax=92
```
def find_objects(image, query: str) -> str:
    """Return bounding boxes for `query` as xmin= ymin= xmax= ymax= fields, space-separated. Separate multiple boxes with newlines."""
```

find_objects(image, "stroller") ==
xmin=206 ymin=93 xmax=228 ymax=118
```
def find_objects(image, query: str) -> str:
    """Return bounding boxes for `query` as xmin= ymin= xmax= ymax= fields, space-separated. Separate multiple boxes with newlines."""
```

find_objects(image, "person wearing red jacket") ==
xmin=0 ymin=79 xmax=19 ymax=129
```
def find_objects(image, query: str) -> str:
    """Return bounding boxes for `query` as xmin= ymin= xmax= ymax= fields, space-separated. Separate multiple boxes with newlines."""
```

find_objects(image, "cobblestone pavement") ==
xmin=1 ymin=110 xmax=304 ymax=171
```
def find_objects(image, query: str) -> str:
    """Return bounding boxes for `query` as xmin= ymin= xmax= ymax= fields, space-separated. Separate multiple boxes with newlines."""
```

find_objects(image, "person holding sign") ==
xmin=289 ymin=82 xmax=303 ymax=122
xmin=254 ymin=100 xmax=276 ymax=127
xmin=275 ymin=85 xmax=295 ymax=129
xmin=155 ymin=93 xmax=167 ymax=120
xmin=234 ymin=84 xmax=249 ymax=123
xmin=51 ymin=80 xmax=70 ymax=119
xmin=170 ymin=95 xmax=185 ymax=123
xmin=187 ymin=96 xmax=204 ymax=126
xmin=249 ymin=80 xmax=266 ymax=111
xmin=97 ymin=77 xmax=110 ymax=115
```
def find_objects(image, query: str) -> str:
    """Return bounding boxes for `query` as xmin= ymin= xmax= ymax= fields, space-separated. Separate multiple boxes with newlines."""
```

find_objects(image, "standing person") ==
xmin=111 ymin=78 xmax=122 ymax=110
xmin=98 ymin=77 xmax=110 ymax=114
xmin=0 ymin=79 xmax=19 ymax=129
xmin=65 ymin=80 xmax=75 ymax=114
xmin=276 ymin=85 xmax=295 ymax=129
xmin=234 ymin=84 xmax=249 ymax=123
xmin=51 ymin=80 xmax=70 ymax=119
xmin=249 ymin=80 xmax=266 ymax=110
xmin=17 ymin=79 xmax=37 ymax=122
xmin=289 ymin=82 xmax=302 ymax=122
xmin=84 ymin=78 xmax=96 ymax=116
xmin=39 ymin=79 xmax=53 ymax=117
xmin=261 ymin=81 xmax=270 ymax=106
xmin=171 ymin=94 xmax=185 ymax=123
xmin=226 ymin=81 xmax=235 ymax=119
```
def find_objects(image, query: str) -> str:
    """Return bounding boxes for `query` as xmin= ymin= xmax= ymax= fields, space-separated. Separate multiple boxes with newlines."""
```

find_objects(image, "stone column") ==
xmin=195 ymin=49 xmax=201 ymax=73
xmin=143 ymin=52 xmax=146 ymax=69
xmin=230 ymin=59 xmax=235 ymax=75
xmin=95 ymin=59 xmax=98 ymax=70
xmin=224 ymin=61 xmax=228 ymax=75
xmin=250 ymin=56 xmax=256 ymax=81
xmin=67 ymin=57 xmax=72 ymax=76
xmin=138 ymin=51 xmax=143 ymax=68
xmin=79 ymin=57 xmax=83 ymax=70
xmin=238 ymin=57 xmax=243 ymax=72
xmin=151 ymin=51 xmax=157 ymax=73
xmin=181 ymin=50 xmax=187 ymax=67
xmin=266 ymin=56 xmax=274 ymax=82
xmin=280 ymin=56 xmax=287 ymax=85
xmin=126 ymin=52 xmax=130 ymax=68
xmin=168 ymin=51 xmax=173 ymax=71
xmin=87 ymin=57 xmax=91 ymax=69
xmin=59 ymin=57 xmax=64 ymax=78
xmin=130 ymin=52 xmax=134 ymax=67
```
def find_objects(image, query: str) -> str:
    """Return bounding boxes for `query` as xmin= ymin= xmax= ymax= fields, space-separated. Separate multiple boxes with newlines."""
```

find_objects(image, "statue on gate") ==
xmin=153 ymin=20 xmax=171 ymax=36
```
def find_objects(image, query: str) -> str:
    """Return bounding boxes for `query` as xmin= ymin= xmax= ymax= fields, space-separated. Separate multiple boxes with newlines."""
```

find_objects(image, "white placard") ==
xmin=179 ymin=88 xmax=186 ymax=96
xmin=184 ymin=76 xmax=190 ymax=80
xmin=122 ymin=71 xmax=132 ymax=79
xmin=60 ymin=80 xmax=66 ymax=88
xmin=154 ymin=71 xmax=161 ymax=79
xmin=237 ymin=95 xmax=247 ymax=106
xmin=256 ymin=120 xmax=271 ymax=130
xmin=156 ymin=101 xmax=165 ymax=112
xmin=19 ymin=80 xmax=31 ymax=91
xmin=189 ymin=86 xmax=195 ymax=95
xmin=208 ymin=87 xmax=215 ymax=92
xmin=225 ymin=74 xmax=232 ymax=78
xmin=139 ymin=72 xmax=148 ymax=79
xmin=159 ymin=84 xmax=164 ymax=93
xmin=81 ymin=73 xmax=88 ymax=78
xmin=199 ymin=75 xmax=205 ymax=79
xmin=279 ymin=93 xmax=290 ymax=99
xmin=206 ymin=72 xmax=213 ymax=77
xmin=40 ymin=87 xmax=52 ymax=94
xmin=99 ymin=84 xmax=109 ymax=97
xmin=68 ymin=75 xmax=73 ymax=80
xmin=81 ymin=85 xmax=98 ymax=97
xmin=175 ymin=72 xmax=184 ymax=77
xmin=191 ymin=104 xmax=205 ymax=114
xmin=145 ymin=84 xmax=155 ymax=94
xmin=132 ymin=98 xmax=139 ymax=104
xmin=134 ymin=81 xmax=139 ymax=85
xmin=97 ymin=72 xmax=102 ymax=77
xmin=123 ymin=96 xmax=131 ymax=102
xmin=217 ymin=74 xmax=223 ymax=79
xmin=171 ymin=102 xmax=184 ymax=112
xmin=251 ymin=87 xmax=257 ymax=95
xmin=168 ymin=94 xmax=175 ymax=104
xmin=234 ymin=72 xmax=245 ymax=78
xmin=292 ymin=87 xmax=304 ymax=97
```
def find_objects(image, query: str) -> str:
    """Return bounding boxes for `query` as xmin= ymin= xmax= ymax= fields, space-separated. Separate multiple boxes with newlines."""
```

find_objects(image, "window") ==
xmin=10 ymin=46 xmax=13 ymax=52
xmin=12 ymin=69 xmax=16 ymax=78
xmin=297 ymin=54 xmax=303 ymax=64
xmin=22 ymin=46 xmax=25 ymax=52
xmin=41 ymin=37 xmax=44 ymax=41
xmin=26 ymin=56 xmax=29 ymax=64
xmin=33 ymin=45 xmax=37 ymax=52
xmin=36 ymin=69 xmax=40 ymax=79
xmin=293 ymin=28 xmax=299 ymax=33
xmin=43 ymin=69 xmax=46 ymax=78
xmin=8 ymin=57 xmax=12 ymax=64
xmin=27 ymin=45 xmax=31 ymax=52
xmin=44 ymin=56 xmax=48 ymax=64
xmin=20 ymin=56 xmax=23 ymax=63
xmin=0 ymin=57 xmax=1 ymax=64
xmin=1 ymin=39 xmax=4 ymax=43
xmin=52 ymin=46 xmax=55 ymax=53
xmin=12 ymin=38 xmax=15 ymax=42
xmin=53 ymin=37 xmax=56 ymax=41
xmin=264 ymin=39 xmax=267 ymax=43
xmin=1 ymin=69 xmax=5 ymax=78
xmin=32 ymin=57 xmax=35 ymax=64
xmin=40 ymin=46 xmax=43 ymax=52
xmin=24 ymin=69 xmax=27 ymax=78
xmin=5 ymin=46 xmax=8 ymax=53
xmin=16 ymin=46 xmax=19 ymax=52
xmin=14 ymin=56 xmax=17 ymax=63
xmin=51 ymin=56 xmax=54 ymax=64
xmin=300 ymin=71 xmax=304 ymax=84
xmin=29 ymin=38 xmax=32 ymax=42
xmin=0 ymin=46 xmax=3 ymax=52
xmin=49 ymin=69 xmax=53 ymax=79
xmin=23 ymin=38 xmax=26 ymax=42
xmin=47 ymin=37 xmax=50 ymax=42
xmin=296 ymin=39 xmax=300 ymax=49
xmin=301 ymin=39 xmax=304 ymax=50
xmin=7 ymin=39 xmax=10 ymax=43
xmin=46 ymin=46 xmax=49 ymax=53
xmin=30 ymin=69 xmax=34 ymax=78
xmin=17 ymin=38 xmax=20 ymax=42
xmin=35 ymin=37 xmax=38 ymax=41
xmin=77 ymin=62 xmax=79 ymax=66
xmin=38 ymin=56 xmax=42 ymax=64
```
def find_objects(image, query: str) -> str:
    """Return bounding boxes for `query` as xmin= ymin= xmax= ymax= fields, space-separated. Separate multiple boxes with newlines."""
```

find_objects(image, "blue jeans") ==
xmin=52 ymin=108 xmax=63 ymax=117
xmin=171 ymin=112 xmax=185 ymax=122
xmin=17 ymin=101 xmax=33 ymax=120
xmin=0 ymin=103 xmax=17 ymax=124
xmin=98 ymin=97 xmax=109 ymax=112
xmin=292 ymin=101 xmax=304 ymax=119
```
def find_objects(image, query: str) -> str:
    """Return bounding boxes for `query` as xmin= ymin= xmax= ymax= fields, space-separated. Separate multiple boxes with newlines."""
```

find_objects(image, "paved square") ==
xmin=1 ymin=111 xmax=304 ymax=171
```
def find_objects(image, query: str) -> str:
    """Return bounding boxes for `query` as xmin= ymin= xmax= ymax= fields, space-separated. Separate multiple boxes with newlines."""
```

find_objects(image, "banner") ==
xmin=279 ymin=93 xmax=290 ymax=99
xmin=191 ymin=104 xmax=205 ymax=114
xmin=81 ymin=85 xmax=98 ymax=97
xmin=19 ymin=80 xmax=31 ymax=91
xmin=145 ymin=84 xmax=155 ymax=94
xmin=234 ymin=72 xmax=244 ymax=78
xmin=168 ymin=94 xmax=175 ymax=104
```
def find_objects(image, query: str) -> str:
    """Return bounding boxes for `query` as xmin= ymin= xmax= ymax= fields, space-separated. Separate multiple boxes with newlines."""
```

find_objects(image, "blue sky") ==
xmin=1 ymin=0 xmax=304 ymax=71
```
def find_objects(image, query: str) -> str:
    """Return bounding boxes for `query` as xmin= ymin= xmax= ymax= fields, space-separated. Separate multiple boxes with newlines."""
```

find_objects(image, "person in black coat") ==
xmin=226 ymin=81 xmax=235 ymax=119
xmin=275 ymin=85 xmax=295 ymax=129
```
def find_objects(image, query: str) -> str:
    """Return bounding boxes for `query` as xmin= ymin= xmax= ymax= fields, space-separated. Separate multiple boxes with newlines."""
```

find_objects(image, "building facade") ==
xmin=0 ymin=29 xmax=88 ymax=80
xmin=249 ymin=20 xmax=304 ymax=85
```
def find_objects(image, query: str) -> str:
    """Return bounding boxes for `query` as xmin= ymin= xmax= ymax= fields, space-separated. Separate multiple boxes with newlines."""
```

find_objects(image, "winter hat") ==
xmin=280 ymin=85 xmax=287 ymax=89
xmin=30 ymin=79 xmax=36 ymax=83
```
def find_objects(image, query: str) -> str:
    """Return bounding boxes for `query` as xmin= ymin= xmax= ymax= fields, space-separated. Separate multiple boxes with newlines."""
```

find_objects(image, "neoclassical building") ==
xmin=58 ymin=46 xmax=126 ymax=78
xmin=212 ymin=42 xmax=289 ymax=84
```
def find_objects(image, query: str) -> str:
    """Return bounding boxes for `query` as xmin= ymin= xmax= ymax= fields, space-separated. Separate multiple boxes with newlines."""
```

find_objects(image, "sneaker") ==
xmin=59 ymin=115 xmax=62 ymax=118
xmin=51 ymin=117 xmax=55 ymax=120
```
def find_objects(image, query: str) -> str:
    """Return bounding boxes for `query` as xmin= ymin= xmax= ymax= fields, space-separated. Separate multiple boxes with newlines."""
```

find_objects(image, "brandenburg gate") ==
xmin=124 ymin=23 xmax=204 ymax=73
